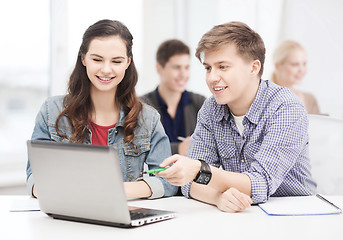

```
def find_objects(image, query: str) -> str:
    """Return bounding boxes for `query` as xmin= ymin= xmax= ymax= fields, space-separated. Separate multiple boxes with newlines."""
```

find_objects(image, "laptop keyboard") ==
xmin=130 ymin=210 xmax=155 ymax=220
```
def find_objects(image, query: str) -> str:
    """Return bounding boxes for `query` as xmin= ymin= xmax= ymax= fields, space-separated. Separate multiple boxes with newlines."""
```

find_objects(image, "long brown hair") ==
xmin=56 ymin=19 xmax=142 ymax=144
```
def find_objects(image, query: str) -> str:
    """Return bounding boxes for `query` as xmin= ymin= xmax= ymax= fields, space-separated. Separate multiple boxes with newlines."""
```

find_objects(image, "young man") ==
xmin=156 ymin=22 xmax=317 ymax=212
xmin=141 ymin=39 xmax=206 ymax=155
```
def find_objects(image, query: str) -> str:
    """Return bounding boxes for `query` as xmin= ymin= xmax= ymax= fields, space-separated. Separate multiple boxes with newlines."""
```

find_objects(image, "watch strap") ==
xmin=199 ymin=159 xmax=210 ymax=173
xmin=194 ymin=159 xmax=212 ymax=185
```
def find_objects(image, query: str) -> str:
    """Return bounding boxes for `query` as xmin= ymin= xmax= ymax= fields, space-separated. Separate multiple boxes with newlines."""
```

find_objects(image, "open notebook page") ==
xmin=258 ymin=195 xmax=342 ymax=216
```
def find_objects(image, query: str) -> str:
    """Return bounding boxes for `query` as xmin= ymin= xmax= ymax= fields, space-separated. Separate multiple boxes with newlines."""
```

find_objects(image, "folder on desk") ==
xmin=258 ymin=195 xmax=342 ymax=216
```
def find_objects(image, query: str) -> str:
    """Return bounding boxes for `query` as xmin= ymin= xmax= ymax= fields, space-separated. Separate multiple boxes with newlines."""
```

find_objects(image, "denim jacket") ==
xmin=26 ymin=95 xmax=178 ymax=199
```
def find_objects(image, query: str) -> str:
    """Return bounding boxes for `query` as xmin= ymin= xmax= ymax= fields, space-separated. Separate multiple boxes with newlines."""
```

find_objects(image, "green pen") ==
xmin=143 ymin=167 xmax=168 ymax=174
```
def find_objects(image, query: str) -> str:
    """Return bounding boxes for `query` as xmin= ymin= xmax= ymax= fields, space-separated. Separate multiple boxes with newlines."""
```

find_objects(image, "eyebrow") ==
xmin=203 ymin=61 xmax=232 ymax=66
xmin=90 ymin=54 xmax=125 ymax=59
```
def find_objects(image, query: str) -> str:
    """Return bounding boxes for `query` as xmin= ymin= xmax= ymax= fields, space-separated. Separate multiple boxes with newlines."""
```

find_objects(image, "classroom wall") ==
xmin=1 ymin=0 xmax=343 ymax=194
xmin=140 ymin=0 xmax=343 ymax=118
xmin=279 ymin=0 xmax=343 ymax=117
xmin=48 ymin=0 xmax=343 ymax=118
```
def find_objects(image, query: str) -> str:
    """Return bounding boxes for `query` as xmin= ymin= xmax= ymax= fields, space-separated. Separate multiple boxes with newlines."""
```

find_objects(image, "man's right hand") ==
xmin=155 ymin=154 xmax=201 ymax=186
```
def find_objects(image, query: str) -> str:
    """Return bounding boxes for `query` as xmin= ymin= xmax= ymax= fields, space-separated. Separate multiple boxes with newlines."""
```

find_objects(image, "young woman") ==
xmin=26 ymin=19 xmax=178 ymax=199
xmin=271 ymin=40 xmax=320 ymax=114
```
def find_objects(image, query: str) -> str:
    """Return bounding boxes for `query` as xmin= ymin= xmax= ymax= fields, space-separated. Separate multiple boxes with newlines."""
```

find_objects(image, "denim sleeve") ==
xmin=26 ymin=100 xmax=52 ymax=196
xmin=144 ymin=111 xmax=178 ymax=198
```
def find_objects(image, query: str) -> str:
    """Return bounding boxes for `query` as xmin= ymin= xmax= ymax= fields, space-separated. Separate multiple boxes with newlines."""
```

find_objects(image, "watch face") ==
xmin=197 ymin=172 xmax=211 ymax=184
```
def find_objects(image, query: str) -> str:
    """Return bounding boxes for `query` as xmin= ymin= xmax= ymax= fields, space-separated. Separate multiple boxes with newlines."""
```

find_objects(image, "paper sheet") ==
xmin=258 ymin=195 xmax=342 ymax=216
xmin=10 ymin=197 xmax=40 ymax=212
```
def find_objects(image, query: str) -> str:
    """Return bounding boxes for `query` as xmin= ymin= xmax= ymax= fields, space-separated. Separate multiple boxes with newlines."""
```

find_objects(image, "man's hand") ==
xmin=216 ymin=187 xmax=252 ymax=213
xmin=155 ymin=154 xmax=201 ymax=186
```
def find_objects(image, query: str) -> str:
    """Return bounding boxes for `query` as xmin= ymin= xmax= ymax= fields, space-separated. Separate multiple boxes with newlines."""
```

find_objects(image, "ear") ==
xmin=251 ymin=60 xmax=261 ymax=76
xmin=156 ymin=63 xmax=163 ymax=75
xmin=81 ymin=55 xmax=86 ymax=66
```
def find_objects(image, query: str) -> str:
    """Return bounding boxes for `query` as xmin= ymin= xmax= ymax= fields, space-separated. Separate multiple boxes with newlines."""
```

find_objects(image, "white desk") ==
xmin=1 ymin=195 xmax=342 ymax=240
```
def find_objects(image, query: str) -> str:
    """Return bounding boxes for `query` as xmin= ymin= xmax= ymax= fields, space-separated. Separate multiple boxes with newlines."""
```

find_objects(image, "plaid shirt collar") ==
xmin=213 ymin=79 xmax=266 ymax=125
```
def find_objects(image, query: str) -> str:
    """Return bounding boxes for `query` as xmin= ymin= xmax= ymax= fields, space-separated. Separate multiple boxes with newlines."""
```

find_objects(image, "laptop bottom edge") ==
xmin=47 ymin=213 xmax=133 ymax=228
xmin=47 ymin=212 xmax=175 ymax=228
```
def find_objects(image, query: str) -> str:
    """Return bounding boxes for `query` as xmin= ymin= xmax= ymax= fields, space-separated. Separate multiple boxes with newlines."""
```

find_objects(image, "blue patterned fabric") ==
xmin=182 ymin=79 xmax=317 ymax=203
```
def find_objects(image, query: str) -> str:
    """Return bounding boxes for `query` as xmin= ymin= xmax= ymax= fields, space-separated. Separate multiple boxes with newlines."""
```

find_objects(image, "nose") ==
xmin=207 ymin=69 xmax=220 ymax=83
xmin=180 ymin=67 xmax=190 ymax=79
xmin=101 ymin=61 xmax=111 ymax=74
xmin=300 ymin=64 xmax=307 ymax=74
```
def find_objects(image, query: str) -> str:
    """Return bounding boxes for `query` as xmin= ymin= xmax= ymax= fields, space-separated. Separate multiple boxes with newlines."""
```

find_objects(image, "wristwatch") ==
xmin=194 ymin=160 xmax=212 ymax=185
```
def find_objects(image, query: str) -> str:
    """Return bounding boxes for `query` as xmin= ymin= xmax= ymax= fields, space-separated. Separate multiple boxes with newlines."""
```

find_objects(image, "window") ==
xmin=0 ymin=0 xmax=143 ymax=193
xmin=0 ymin=0 xmax=49 ymax=192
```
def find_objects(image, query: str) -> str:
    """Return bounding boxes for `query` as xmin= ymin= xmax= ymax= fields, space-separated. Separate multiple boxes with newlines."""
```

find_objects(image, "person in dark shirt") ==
xmin=141 ymin=39 xmax=206 ymax=156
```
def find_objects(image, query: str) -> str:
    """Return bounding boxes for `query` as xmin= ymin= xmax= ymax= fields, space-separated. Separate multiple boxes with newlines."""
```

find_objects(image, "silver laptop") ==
xmin=27 ymin=140 xmax=175 ymax=227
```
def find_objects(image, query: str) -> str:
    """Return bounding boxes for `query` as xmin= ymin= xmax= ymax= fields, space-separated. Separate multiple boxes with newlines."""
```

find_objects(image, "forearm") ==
xmin=190 ymin=181 xmax=253 ymax=212
xmin=159 ymin=156 xmax=252 ymax=197
xmin=124 ymin=181 xmax=152 ymax=199
xmin=188 ymin=167 xmax=252 ymax=204
xmin=189 ymin=183 xmax=221 ymax=206
xmin=209 ymin=166 xmax=252 ymax=196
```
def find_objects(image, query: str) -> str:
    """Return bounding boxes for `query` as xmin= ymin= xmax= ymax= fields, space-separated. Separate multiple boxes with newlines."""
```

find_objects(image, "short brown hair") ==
xmin=156 ymin=39 xmax=190 ymax=67
xmin=195 ymin=21 xmax=265 ymax=77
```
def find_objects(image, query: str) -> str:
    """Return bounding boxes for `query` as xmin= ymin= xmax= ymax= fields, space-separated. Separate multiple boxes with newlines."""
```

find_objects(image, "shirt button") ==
xmin=241 ymin=159 xmax=245 ymax=163
xmin=115 ymin=130 xmax=118 ymax=134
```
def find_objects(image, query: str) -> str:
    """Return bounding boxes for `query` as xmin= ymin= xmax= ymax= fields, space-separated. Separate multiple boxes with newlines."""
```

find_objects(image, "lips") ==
xmin=176 ymin=81 xmax=187 ymax=88
xmin=213 ymin=87 xmax=225 ymax=91
xmin=213 ymin=86 xmax=228 ymax=92
xmin=97 ymin=76 xmax=115 ymax=83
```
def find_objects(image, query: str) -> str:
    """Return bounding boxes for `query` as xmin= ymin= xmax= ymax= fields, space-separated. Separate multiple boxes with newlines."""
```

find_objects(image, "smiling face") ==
xmin=203 ymin=43 xmax=260 ymax=115
xmin=275 ymin=48 xmax=307 ymax=88
xmin=157 ymin=54 xmax=190 ymax=93
xmin=82 ymin=36 xmax=131 ymax=95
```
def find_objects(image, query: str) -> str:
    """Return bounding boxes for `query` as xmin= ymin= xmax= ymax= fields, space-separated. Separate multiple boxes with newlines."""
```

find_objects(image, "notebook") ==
xmin=27 ymin=140 xmax=175 ymax=227
xmin=258 ymin=195 xmax=342 ymax=216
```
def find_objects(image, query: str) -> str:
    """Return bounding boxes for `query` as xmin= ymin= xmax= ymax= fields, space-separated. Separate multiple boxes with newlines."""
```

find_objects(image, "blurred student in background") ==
xmin=271 ymin=40 xmax=320 ymax=114
xmin=141 ymin=39 xmax=206 ymax=156
xmin=26 ymin=19 xmax=177 ymax=199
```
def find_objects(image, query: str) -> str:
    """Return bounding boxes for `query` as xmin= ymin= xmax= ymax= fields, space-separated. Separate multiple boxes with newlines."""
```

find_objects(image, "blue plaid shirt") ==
xmin=182 ymin=79 xmax=317 ymax=203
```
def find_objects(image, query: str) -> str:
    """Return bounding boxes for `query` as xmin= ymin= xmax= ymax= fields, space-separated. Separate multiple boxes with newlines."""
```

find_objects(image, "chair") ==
xmin=308 ymin=114 xmax=343 ymax=195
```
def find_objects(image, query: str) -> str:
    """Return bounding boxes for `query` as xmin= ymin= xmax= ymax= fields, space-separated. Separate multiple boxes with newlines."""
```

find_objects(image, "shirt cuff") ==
xmin=244 ymin=171 xmax=269 ymax=204
xmin=181 ymin=181 xmax=193 ymax=199
xmin=142 ymin=176 xmax=165 ymax=199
